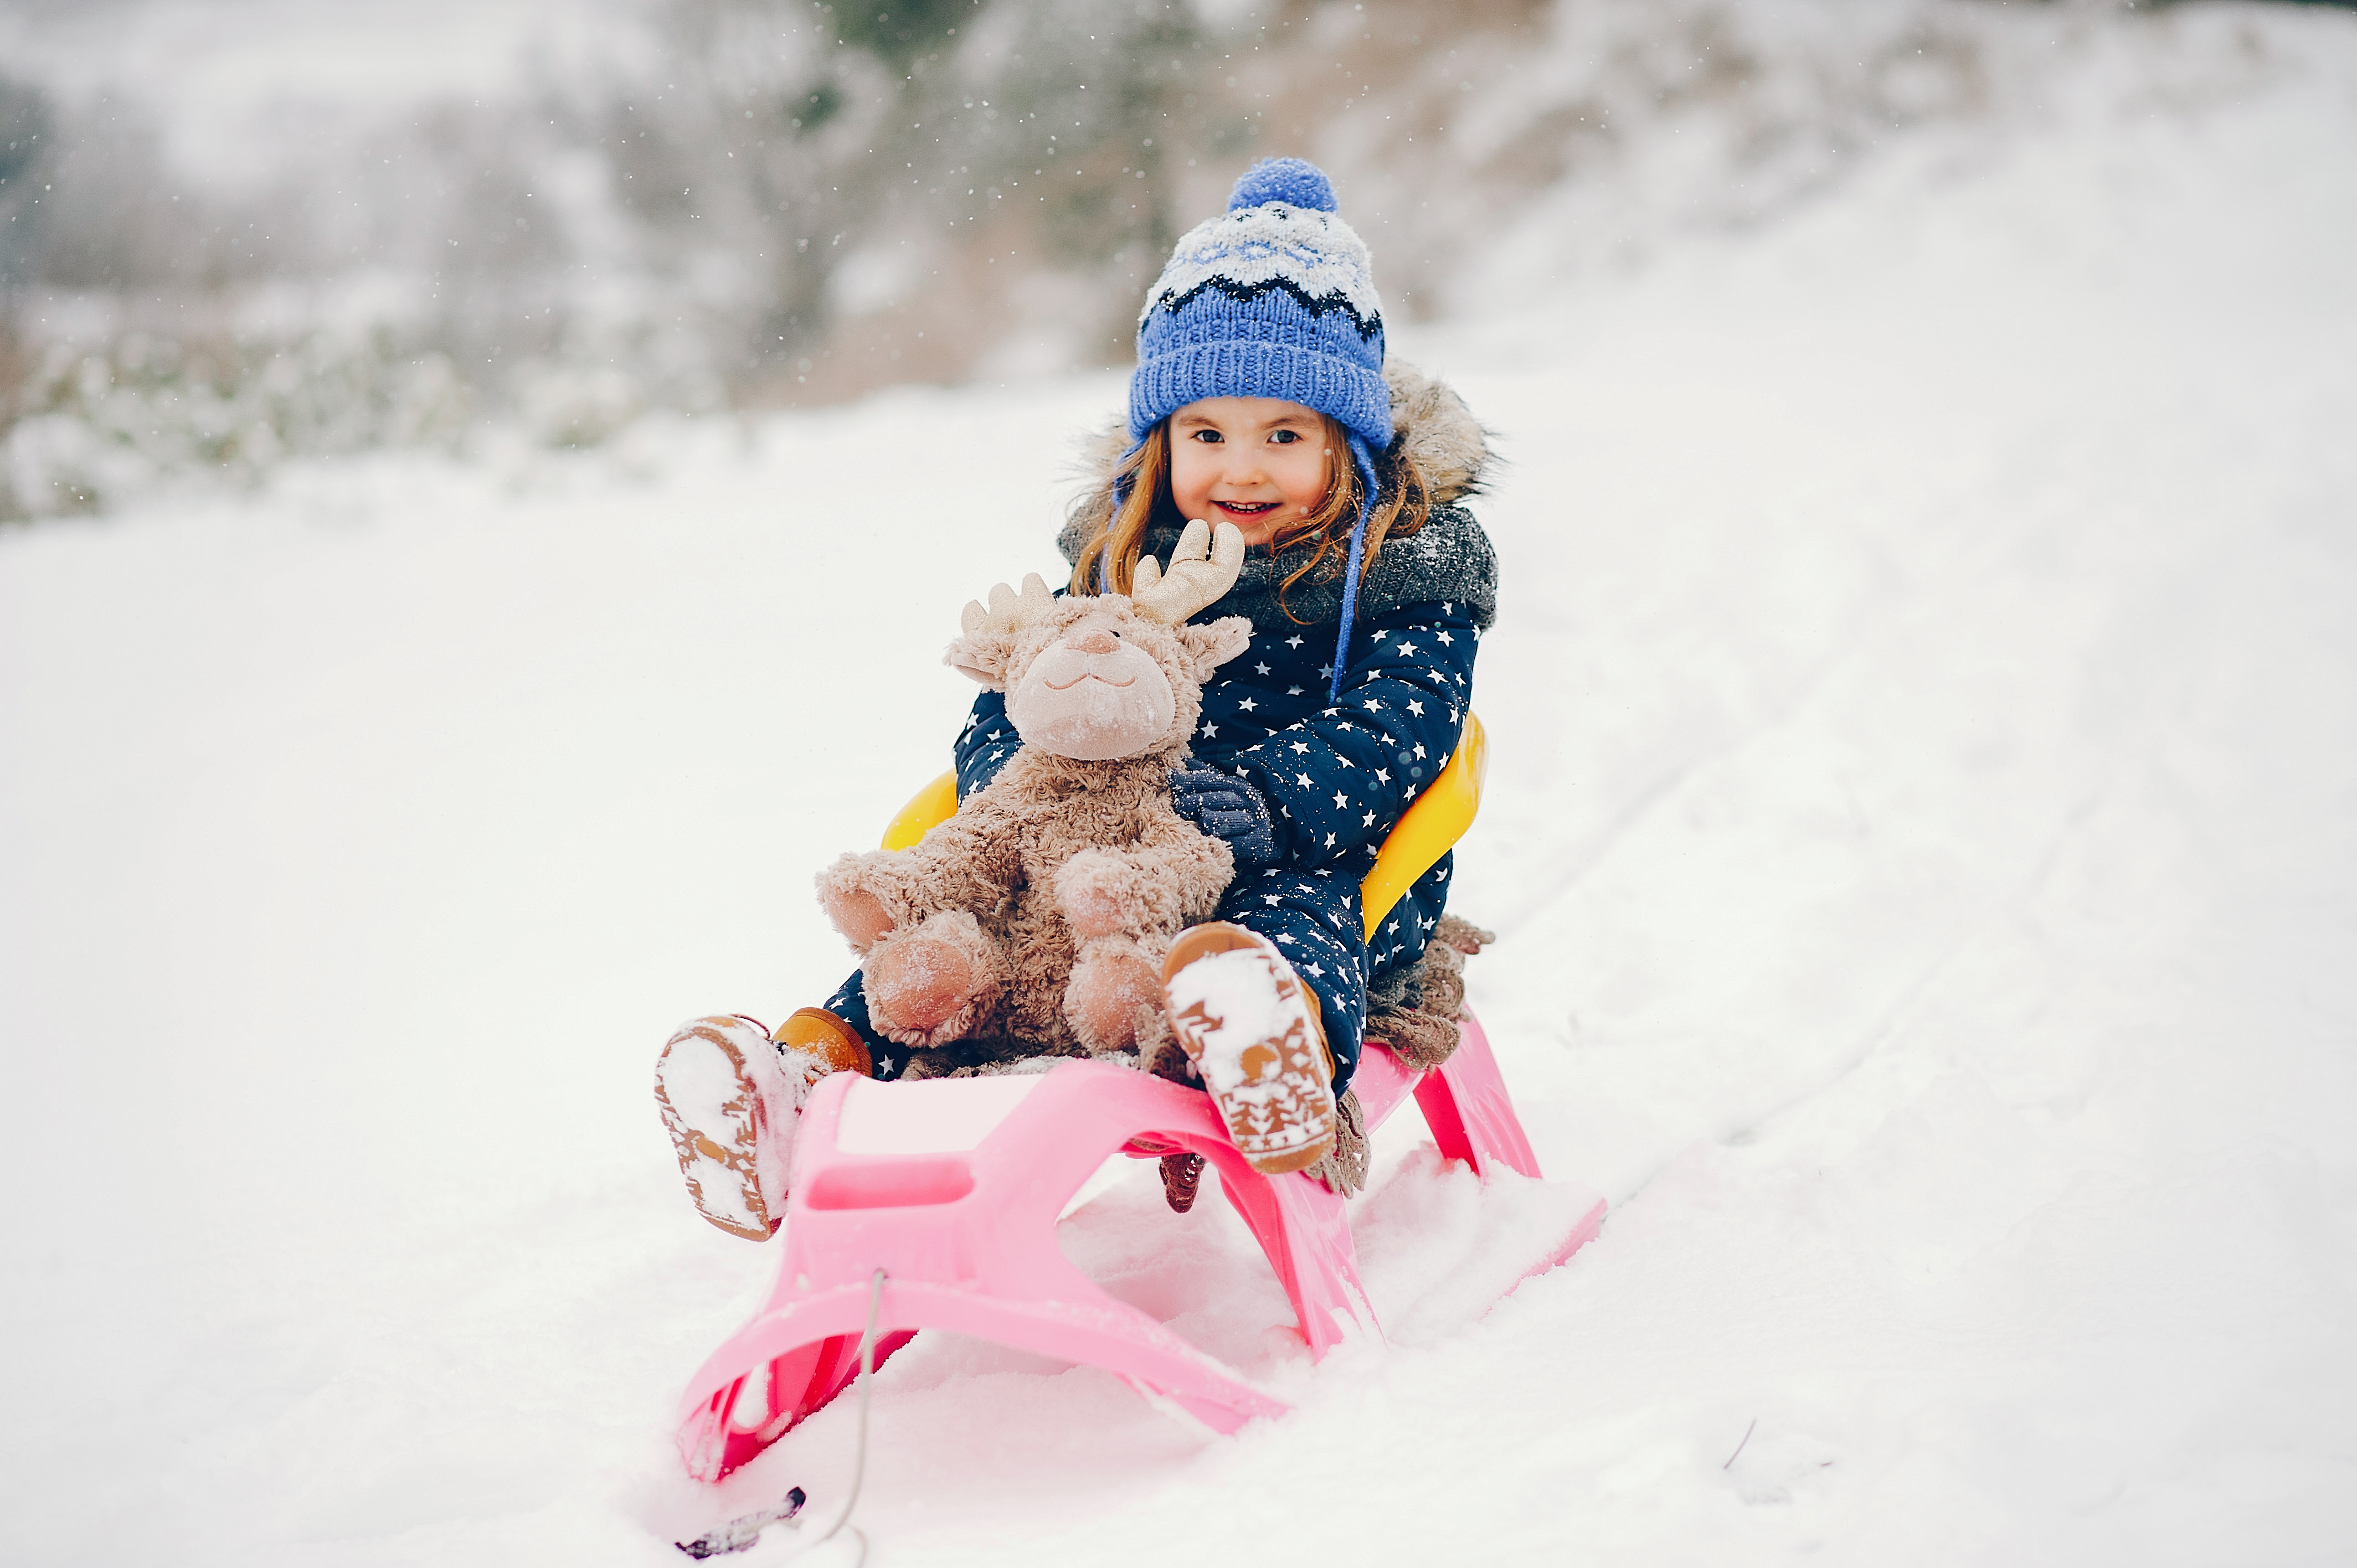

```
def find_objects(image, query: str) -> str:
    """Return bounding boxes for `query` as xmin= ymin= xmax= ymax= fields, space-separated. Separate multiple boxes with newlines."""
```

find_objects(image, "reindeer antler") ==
xmin=959 ymin=572 xmax=1059 ymax=637
xmin=1131 ymin=519 xmax=1246 ymax=626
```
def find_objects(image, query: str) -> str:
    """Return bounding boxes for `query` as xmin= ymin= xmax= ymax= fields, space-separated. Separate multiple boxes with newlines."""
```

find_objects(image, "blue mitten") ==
xmin=1169 ymin=764 xmax=1281 ymax=869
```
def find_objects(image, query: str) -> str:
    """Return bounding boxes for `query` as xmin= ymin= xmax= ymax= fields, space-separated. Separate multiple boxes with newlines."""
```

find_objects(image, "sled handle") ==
xmin=880 ymin=714 xmax=1487 ymax=937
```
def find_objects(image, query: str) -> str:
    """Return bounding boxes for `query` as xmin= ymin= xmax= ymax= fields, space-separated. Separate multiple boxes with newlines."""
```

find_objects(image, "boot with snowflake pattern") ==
xmin=1160 ymin=923 xmax=1337 ymax=1175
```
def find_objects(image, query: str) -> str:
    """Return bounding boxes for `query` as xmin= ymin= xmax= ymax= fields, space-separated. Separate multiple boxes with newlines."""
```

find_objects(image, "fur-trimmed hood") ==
xmin=1055 ymin=362 xmax=1500 ymax=631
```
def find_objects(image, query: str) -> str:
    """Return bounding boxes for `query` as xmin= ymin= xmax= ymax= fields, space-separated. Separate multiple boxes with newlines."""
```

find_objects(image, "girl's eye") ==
xmin=1269 ymin=430 xmax=1299 ymax=444
xmin=1188 ymin=429 xmax=1222 ymax=443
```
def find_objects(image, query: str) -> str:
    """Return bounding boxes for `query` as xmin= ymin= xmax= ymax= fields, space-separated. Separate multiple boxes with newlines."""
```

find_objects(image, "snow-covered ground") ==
xmin=7 ymin=11 xmax=2357 ymax=1562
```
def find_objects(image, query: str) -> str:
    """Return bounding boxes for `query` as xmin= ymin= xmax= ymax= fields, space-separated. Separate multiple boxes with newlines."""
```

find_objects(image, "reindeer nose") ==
xmin=1066 ymin=628 xmax=1119 ymax=654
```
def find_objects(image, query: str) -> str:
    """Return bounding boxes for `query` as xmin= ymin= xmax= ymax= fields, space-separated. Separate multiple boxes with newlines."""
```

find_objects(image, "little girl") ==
xmin=656 ymin=157 xmax=1497 ymax=1239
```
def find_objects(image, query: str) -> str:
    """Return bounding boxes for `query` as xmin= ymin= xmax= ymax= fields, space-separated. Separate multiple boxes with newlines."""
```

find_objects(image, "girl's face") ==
xmin=1167 ymin=397 xmax=1332 ymax=548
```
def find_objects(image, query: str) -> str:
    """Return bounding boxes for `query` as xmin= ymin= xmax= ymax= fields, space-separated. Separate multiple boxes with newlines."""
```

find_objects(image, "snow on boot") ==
xmin=654 ymin=1011 xmax=870 ymax=1241
xmin=1161 ymin=923 xmax=1338 ymax=1175
xmin=656 ymin=1016 xmax=787 ymax=1241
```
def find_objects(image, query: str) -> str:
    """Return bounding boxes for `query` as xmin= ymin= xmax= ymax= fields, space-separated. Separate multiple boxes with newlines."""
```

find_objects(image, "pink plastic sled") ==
xmin=675 ymin=1009 xmax=1604 ymax=1481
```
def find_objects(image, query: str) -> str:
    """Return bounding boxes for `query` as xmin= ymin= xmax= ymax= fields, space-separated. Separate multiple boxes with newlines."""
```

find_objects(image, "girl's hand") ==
xmin=1169 ymin=765 xmax=1280 ymax=868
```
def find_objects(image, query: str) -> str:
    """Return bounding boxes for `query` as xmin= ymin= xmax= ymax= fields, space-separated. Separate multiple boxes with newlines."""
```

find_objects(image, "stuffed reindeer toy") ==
xmin=816 ymin=519 xmax=1254 ymax=1060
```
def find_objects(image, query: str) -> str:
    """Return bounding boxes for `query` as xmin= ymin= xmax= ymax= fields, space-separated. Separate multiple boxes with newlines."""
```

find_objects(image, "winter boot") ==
xmin=1160 ymin=923 xmax=1338 ymax=1175
xmin=1159 ymin=1151 xmax=1207 ymax=1213
xmin=655 ymin=1009 xmax=872 ymax=1240
xmin=773 ymin=1005 xmax=874 ymax=1089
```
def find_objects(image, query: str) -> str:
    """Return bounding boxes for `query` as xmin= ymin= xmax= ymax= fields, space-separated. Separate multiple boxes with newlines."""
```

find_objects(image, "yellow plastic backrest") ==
xmin=1356 ymin=711 xmax=1486 ymax=939
xmin=880 ymin=770 xmax=961 ymax=850
xmin=878 ymin=712 xmax=1488 ymax=941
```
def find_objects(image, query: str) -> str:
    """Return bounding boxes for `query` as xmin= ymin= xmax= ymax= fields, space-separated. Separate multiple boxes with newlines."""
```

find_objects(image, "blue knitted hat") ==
xmin=1128 ymin=157 xmax=1391 ymax=699
xmin=1129 ymin=157 xmax=1390 ymax=452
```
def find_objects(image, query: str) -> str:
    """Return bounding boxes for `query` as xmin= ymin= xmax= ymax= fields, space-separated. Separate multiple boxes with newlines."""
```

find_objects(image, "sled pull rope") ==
xmin=675 ymin=1268 xmax=886 ymax=1562
xmin=806 ymin=1268 xmax=887 ymax=1565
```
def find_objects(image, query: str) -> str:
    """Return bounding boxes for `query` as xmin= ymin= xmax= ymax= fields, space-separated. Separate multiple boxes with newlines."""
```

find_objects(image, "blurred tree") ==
xmin=1 ymin=76 xmax=53 ymax=455
xmin=828 ymin=0 xmax=977 ymax=63
xmin=0 ymin=75 xmax=50 ymax=290
xmin=600 ymin=0 xmax=908 ymax=386
xmin=596 ymin=0 xmax=1263 ymax=393
xmin=990 ymin=0 xmax=1218 ymax=266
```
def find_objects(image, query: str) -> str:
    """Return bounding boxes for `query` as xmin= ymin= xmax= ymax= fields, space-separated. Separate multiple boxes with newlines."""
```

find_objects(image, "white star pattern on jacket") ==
xmin=1171 ymin=607 xmax=1473 ymax=826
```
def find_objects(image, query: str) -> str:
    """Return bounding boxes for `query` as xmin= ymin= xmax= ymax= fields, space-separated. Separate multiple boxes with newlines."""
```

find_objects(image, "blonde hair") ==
xmin=1068 ymin=414 xmax=1431 ymax=622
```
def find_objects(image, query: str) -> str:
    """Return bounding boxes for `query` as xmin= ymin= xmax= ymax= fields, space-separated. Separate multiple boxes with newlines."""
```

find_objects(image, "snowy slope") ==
xmin=6 ymin=13 xmax=2357 ymax=1564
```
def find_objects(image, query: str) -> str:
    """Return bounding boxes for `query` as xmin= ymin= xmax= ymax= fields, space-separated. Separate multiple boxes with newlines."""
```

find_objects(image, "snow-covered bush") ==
xmin=0 ymin=316 xmax=474 ymax=519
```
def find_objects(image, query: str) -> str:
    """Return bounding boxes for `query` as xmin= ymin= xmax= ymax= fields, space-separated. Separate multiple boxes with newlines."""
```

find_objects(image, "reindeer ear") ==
xmin=945 ymin=631 xmax=1020 ymax=690
xmin=1174 ymin=616 xmax=1254 ymax=681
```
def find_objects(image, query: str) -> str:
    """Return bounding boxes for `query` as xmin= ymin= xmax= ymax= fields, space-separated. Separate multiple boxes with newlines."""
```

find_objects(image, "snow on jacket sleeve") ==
xmin=1227 ymin=600 xmax=1480 ymax=869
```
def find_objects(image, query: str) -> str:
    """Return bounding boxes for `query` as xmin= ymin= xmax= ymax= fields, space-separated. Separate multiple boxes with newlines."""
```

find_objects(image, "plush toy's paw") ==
xmin=829 ymin=886 xmax=896 ymax=948
xmin=1063 ymin=942 xmax=1164 ymax=1052
xmin=865 ymin=911 xmax=1003 ymax=1048
xmin=1057 ymin=861 xmax=1127 ymax=941
xmin=1054 ymin=848 xmax=1182 ymax=941
xmin=816 ymin=854 xmax=899 ymax=951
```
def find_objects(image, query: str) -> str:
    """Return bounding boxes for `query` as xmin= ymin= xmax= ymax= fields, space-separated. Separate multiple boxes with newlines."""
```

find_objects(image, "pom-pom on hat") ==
xmin=1127 ymin=157 xmax=1391 ymax=700
xmin=1128 ymin=157 xmax=1390 ymax=456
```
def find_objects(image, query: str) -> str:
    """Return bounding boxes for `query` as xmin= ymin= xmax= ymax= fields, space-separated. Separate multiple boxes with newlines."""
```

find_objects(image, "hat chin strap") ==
xmin=1330 ymin=433 xmax=1380 ymax=705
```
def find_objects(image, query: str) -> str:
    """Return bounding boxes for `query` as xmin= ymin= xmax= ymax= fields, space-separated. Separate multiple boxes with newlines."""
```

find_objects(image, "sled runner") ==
xmin=674 ymin=716 xmax=1606 ymax=1481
